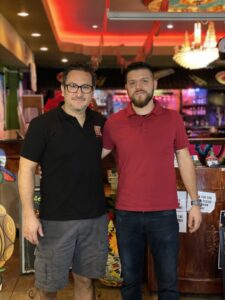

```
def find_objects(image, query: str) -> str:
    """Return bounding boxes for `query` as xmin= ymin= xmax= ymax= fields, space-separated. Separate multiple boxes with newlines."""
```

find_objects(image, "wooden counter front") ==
xmin=146 ymin=167 xmax=225 ymax=295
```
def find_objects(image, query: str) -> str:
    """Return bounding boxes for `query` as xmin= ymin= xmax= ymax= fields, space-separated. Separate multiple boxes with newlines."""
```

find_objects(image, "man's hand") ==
xmin=188 ymin=205 xmax=202 ymax=233
xmin=22 ymin=212 xmax=44 ymax=245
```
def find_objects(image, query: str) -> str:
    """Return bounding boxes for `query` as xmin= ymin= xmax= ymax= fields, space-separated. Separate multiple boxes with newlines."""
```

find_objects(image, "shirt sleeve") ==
xmin=21 ymin=117 xmax=47 ymax=162
xmin=174 ymin=112 xmax=189 ymax=150
xmin=102 ymin=118 xmax=115 ymax=150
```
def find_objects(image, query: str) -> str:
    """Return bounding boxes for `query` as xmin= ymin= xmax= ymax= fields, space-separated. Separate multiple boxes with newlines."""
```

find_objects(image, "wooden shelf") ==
xmin=189 ymin=137 xmax=225 ymax=145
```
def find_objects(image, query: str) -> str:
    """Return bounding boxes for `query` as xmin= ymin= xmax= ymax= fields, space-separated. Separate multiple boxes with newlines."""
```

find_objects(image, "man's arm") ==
xmin=18 ymin=157 xmax=44 ymax=244
xmin=101 ymin=148 xmax=112 ymax=159
xmin=176 ymin=148 xmax=202 ymax=233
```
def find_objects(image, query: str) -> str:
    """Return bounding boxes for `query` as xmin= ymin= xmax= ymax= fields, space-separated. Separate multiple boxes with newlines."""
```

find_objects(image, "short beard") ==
xmin=131 ymin=91 xmax=154 ymax=108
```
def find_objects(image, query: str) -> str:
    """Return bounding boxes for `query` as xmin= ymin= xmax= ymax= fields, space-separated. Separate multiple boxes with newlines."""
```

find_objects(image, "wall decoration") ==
xmin=0 ymin=149 xmax=16 ymax=290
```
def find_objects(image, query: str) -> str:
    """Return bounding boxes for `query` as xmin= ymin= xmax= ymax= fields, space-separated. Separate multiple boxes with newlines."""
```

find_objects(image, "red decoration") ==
xmin=44 ymin=90 xmax=64 ymax=112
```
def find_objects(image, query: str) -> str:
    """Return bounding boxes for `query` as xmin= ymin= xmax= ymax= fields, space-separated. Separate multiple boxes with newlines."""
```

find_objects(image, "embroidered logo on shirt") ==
xmin=94 ymin=125 xmax=102 ymax=137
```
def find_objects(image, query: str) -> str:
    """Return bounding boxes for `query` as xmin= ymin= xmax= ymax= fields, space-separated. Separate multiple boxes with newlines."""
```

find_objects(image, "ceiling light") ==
xmin=17 ymin=12 xmax=29 ymax=17
xmin=61 ymin=58 xmax=68 ymax=63
xmin=40 ymin=47 xmax=48 ymax=51
xmin=31 ymin=33 xmax=41 ymax=37
xmin=92 ymin=25 xmax=98 ymax=29
xmin=173 ymin=21 xmax=219 ymax=69
xmin=167 ymin=24 xmax=174 ymax=29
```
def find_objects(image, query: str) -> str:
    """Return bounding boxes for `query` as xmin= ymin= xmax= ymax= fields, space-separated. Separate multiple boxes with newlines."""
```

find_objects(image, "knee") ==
xmin=122 ymin=270 xmax=142 ymax=285
xmin=73 ymin=273 xmax=93 ymax=289
xmin=39 ymin=290 xmax=57 ymax=300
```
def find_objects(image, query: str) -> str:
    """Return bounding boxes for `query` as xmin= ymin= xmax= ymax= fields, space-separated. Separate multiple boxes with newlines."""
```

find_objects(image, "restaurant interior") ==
xmin=0 ymin=0 xmax=225 ymax=299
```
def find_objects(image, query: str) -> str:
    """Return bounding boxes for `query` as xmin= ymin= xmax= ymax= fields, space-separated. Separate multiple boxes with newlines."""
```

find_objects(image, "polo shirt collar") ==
xmin=126 ymin=99 xmax=164 ymax=118
xmin=57 ymin=102 xmax=93 ymax=120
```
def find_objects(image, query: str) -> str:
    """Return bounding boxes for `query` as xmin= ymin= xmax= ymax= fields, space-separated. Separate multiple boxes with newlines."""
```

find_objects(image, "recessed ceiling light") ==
xmin=40 ymin=47 xmax=48 ymax=51
xmin=31 ymin=33 xmax=41 ymax=37
xmin=92 ymin=25 xmax=98 ymax=29
xmin=61 ymin=58 xmax=68 ymax=63
xmin=167 ymin=24 xmax=174 ymax=29
xmin=17 ymin=12 xmax=29 ymax=17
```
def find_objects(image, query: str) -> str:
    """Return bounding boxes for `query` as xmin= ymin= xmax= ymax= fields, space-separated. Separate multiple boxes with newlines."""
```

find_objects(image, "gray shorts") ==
xmin=34 ymin=214 xmax=108 ymax=292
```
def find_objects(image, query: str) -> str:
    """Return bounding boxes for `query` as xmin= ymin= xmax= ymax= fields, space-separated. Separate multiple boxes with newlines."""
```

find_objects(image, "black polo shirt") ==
xmin=21 ymin=106 xmax=106 ymax=220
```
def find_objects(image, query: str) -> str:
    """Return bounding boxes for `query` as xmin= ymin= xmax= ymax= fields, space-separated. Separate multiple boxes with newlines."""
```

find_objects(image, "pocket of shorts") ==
xmin=34 ymin=247 xmax=68 ymax=287
xmin=40 ymin=220 xmax=65 ymax=238
xmin=34 ymin=247 xmax=54 ymax=285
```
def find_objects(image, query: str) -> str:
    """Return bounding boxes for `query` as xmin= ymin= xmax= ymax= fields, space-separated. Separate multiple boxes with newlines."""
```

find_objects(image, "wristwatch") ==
xmin=191 ymin=199 xmax=202 ymax=206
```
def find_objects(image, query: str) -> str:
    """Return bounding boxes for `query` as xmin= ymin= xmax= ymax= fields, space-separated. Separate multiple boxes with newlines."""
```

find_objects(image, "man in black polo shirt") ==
xmin=18 ymin=64 xmax=108 ymax=300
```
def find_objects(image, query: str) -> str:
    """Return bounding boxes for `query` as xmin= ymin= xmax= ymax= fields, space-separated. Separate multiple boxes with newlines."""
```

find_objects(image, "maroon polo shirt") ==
xmin=103 ymin=101 xmax=189 ymax=211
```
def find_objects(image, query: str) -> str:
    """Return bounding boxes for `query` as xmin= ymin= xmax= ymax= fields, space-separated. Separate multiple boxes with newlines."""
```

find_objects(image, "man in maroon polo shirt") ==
xmin=102 ymin=62 xmax=202 ymax=300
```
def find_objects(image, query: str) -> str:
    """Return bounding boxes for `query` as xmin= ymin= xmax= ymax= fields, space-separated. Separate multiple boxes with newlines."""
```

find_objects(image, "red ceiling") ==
xmin=43 ymin=0 xmax=225 ymax=53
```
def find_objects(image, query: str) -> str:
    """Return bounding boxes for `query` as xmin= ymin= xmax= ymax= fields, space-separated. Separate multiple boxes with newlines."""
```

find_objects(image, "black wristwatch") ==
xmin=191 ymin=199 xmax=202 ymax=206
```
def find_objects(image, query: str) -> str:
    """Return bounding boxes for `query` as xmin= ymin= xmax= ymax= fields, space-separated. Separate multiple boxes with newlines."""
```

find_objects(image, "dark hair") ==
xmin=62 ymin=63 xmax=96 ymax=86
xmin=124 ymin=61 xmax=154 ymax=83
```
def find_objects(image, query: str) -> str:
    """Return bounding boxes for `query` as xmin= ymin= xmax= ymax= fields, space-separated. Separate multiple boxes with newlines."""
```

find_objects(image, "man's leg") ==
xmin=73 ymin=273 xmax=95 ymax=300
xmin=72 ymin=214 xmax=108 ymax=291
xmin=116 ymin=210 xmax=145 ymax=300
xmin=34 ymin=220 xmax=78 ymax=298
xmin=146 ymin=210 xmax=179 ymax=300
xmin=39 ymin=291 xmax=57 ymax=300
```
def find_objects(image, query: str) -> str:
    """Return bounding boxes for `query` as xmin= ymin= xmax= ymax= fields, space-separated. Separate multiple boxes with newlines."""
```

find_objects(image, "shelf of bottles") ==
xmin=181 ymin=88 xmax=209 ymax=128
xmin=94 ymin=89 xmax=130 ymax=116
xmin=154 ymin=89 xmax=180 ymax=111
xmin=94 ymin=89 xmax=225 ymax=132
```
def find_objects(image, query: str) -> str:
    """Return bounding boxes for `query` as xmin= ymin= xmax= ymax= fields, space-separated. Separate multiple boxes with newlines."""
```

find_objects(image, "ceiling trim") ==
xmin=107 ymin=11 xmax=225 ymax=21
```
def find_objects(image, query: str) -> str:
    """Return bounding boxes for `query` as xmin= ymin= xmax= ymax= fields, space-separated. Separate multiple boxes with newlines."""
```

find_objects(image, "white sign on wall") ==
xmin=176 ymin=211 xmax=187 ymax=233
xmin=176 ymin=190 xmax=216 ymax=233
xmin=176 ymin=191 xmax=187 ymax=233
xmin=187 ymin=191 xmax=216 ymax=213
xmin=177 ymin=191 xmax=187 ymax=211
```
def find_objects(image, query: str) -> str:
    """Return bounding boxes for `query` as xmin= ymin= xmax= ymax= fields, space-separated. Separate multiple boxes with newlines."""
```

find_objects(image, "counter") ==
xmin=147 ymin=167 xmax=225 ymax=294
xmin=189 ymin=137 xmax=225 ymax=145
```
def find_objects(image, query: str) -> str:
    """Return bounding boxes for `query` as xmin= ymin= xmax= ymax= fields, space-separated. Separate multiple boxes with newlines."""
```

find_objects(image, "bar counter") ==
xmin=147 ymin=167 xmax=225 ymax=295
xmin=189 ymin=137 xmax=225 ymax=145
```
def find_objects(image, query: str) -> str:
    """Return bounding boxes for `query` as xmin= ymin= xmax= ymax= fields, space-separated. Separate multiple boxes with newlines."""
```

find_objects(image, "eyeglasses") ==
xmin=64 ymin=83 xmax=93 ymax=94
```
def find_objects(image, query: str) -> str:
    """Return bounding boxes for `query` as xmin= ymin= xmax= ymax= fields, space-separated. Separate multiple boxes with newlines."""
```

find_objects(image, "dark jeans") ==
xmin=116 ymin=210 xmax=179 ymax=300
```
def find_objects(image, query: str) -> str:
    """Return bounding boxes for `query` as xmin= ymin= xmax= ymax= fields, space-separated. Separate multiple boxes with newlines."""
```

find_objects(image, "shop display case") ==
xmin=94 ymin=88 xmax=225 ymax=144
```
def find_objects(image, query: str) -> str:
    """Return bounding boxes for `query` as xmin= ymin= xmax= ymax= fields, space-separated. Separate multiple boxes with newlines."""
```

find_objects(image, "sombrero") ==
xmin=0 ymin=205 xmax=16 ymax=268
xmin=215 ymin=71 xmax=225 ymax=85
